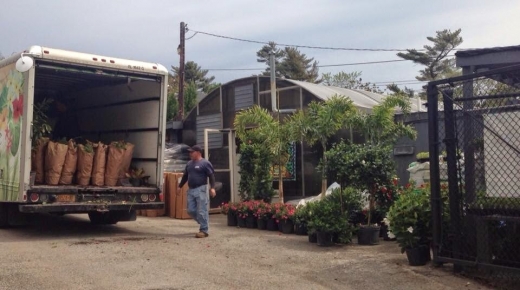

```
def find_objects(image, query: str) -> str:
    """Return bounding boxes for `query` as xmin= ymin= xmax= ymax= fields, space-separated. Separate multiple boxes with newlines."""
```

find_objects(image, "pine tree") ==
xmin=397 ymin=29 xmax=463 ymax=81
xmin=256 ymin=42 xmax=286 ymax=77
xmin=171 ymin=61 xmax=216 ymax=93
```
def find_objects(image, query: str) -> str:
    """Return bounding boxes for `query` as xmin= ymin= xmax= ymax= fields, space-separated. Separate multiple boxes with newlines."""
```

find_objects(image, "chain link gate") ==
xmin=428 ymin=65 xmax=520 ymax=282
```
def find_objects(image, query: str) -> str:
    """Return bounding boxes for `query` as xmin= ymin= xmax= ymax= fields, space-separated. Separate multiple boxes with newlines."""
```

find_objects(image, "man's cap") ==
xmin=187 ymin=145 xmax=202 ymax=152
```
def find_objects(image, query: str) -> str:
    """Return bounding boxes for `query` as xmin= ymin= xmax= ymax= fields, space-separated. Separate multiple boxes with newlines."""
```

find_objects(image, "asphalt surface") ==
xmin=0 ymin=213 xmax=491 ymax=290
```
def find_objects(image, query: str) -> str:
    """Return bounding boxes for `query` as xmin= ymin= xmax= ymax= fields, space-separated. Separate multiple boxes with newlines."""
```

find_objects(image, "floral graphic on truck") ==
xmin=0 ymin=63 xmax=24 ymax=201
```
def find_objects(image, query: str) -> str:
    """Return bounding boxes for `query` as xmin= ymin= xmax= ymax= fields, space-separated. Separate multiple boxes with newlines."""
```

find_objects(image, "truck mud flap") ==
xmin=18 ymin=202 xmax=164 ymax=214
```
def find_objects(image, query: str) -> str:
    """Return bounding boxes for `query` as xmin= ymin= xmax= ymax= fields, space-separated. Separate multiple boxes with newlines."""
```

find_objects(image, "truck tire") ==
xmin=0 ymin=203 xmax=8 ymax=228
xmin=88 ymin=212 xmax=119 ymax=225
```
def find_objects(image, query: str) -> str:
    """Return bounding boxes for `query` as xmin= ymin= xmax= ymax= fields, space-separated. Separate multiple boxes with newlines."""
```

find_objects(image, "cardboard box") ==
xmin=175 ymin=180 xmax=191 ymax=219
xmin=163 ymin=172 xmax=190 ymax=219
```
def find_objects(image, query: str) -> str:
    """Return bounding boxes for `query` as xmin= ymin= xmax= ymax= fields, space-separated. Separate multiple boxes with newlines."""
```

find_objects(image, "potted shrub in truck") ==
xmin=416 ymin=152 xmax=429 ymax=163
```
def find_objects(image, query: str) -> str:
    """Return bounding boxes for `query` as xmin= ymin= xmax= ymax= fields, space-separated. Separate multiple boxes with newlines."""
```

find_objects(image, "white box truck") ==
xmin=0 ymin=46 xmax=167 ymax=226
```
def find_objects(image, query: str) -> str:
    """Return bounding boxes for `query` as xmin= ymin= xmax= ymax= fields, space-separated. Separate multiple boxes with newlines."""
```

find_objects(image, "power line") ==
xmin=188 ymin=29 xmax=428 ymax=52
xmin=205 ymin=58 xmax=409 ymax=71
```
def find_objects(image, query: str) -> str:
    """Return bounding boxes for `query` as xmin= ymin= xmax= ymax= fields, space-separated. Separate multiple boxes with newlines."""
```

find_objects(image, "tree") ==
xmin=256 ymin=45 xmax=321 ymax=83
xmin=166 ymin=73 xmax=197 ymax=121
xmin=184 ymin=81 xmax=198 ymax=114
xmin=386 ymin=84 xmax=415 ymax=98
xmin=205 ymin=82 xmax=222 ymax=94
xmin=279 ymin=47 xmax=321 ymax=83
xmin=256 ymin=42 xmax=286 ymax=77
xmin=352 ymin=94 xmax=416 ymax=147
xmin=397 ymin=29 xmax=463 ymax=81
xmin=234 ymin=106 xmax=291 ymax=202
xmin=171 ymin=61 xmax=216 ymax=93
xmin=322 ymin=71 xmax=384 ymax=93
xmin=286 ymin=95 xmax=358 ymax=199
xmin=0 ymin=52 xmax=4 ymax=61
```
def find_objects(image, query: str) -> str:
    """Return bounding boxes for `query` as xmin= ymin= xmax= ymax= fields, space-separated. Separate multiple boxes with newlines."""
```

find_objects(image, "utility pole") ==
xmin=270 ymin=52 xmax=284 ymax=203
xmin=177 ymin=22 xmax=186 ymax=121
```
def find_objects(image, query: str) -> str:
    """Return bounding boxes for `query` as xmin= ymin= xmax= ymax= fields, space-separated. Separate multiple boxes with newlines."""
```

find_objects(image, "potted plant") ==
xmin=125 ymin=167 xmax=149 ymax=187
xmin=293 ymin=204 xmax=309 ymax=235
xmin=221 ymin=202 xmax=238 ymax=227
xmin=416 ymin=152 xmax=429 ymax=163
xmin=274 ymin=203 xmax=296 ymax=234
xmin=266 ymin=204 xmax=279 ymax=231
xmin=254 ymin=201 xmax=271 ymax=230
xmin=387 ymin=184 xmax=433 ymax=266
xmin=308 ymin=197 xmax=352 ymax=246
xmin=341 ymin=144 xmax=395 ymax=245
xmin=236 ymin=201 xmax=249 ymax=228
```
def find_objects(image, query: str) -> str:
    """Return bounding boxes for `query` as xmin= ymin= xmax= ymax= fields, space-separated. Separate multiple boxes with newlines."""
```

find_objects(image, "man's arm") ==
xmin=205 ymin=161 xmax=216 ymax=197
xmin=178 ymin=165 xmax=189 ymax=188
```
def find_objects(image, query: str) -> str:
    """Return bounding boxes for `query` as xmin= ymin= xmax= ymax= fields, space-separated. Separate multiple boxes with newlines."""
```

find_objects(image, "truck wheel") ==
xmin=88 ymin=212 xmax=119 ymax=225
xmin=0 ymin=203 xmax=8 ymax=228
xmin=88 ymin=212 xmax=105 ymax=225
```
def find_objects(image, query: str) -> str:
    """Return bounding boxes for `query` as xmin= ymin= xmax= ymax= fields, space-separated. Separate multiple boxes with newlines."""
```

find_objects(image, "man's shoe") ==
xmin=195 ymin=231 xmax=209 ymax=238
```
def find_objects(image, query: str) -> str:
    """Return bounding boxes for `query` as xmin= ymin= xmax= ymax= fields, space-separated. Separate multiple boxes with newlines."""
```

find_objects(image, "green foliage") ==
xmin=32 ymin=98 xmax=54 ymax=144
xmin=184 ymin=81 xmax=198 ymax=114
xmin=386 ymin=84 xmax=415 ymax=98
xmin=306 ymin=197 xmax=354 ymax=244
xmin=172 ymin=61 xmax=215 ymax=92
xmin=386 ymin=183 xmax=450 ymax=253
xmin=322 ymin=71 xmax=384 ymax=94
xmin=166 ymin=81 xmax=197 ymax=121
xmin=397 ymin=28 xmax=463 ymax=81
xmin=256 ymin=42 xmax=286 ymax=77
xmin=416 ymin=151 xmax=429 ymax=160
xmin=238 ymin=143 xmax=274 ymax=202
xmin=166 ymin=92 xmax=178 ymax=121
xmin=234 ymin=105 xmax=293 ymax=199
xmin=352 ymin=94 xmax=416 ymax=146
xmin=204 ymin=82 xmax=221 ymax=94
xmin=256 ymin=43 xmax=321 ymax=83
xmin=286 ymin=95 xmax=358 ymax=196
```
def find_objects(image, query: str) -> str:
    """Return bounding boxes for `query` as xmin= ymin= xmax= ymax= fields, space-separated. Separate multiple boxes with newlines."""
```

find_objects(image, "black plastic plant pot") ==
xmin=405 ymin=245 xmax=431 ymax=266
xmin=266 ymin=218 xmax=278 ymax=231
xmin=417 ymin=158 xmax=430 ymax=163
xmin=357 ymin=226 xmax=381 ymax=245
xmin=257 ymin=218 xmax=267 ymax=230
xmin=295 ymin=223 xmax=308 ymax=235
xmin=316 ymin=231 xmax=334 ymax=247
xmin=308 ymin=232 xmax=318 ymax=243
xmin=237 ymin=217 xmax=247 ymax=228
xmin=227 ymin=211 xmax=238 ymax=227
xmin=280 ymin=219 xmax=294 ymax=234
xmin=245 ymin=215 xmax=257 ymax=229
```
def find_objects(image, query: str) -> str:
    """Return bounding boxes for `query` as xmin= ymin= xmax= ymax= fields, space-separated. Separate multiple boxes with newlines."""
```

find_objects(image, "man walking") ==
xmin=178 ymin=145 xmax=216 ymax=238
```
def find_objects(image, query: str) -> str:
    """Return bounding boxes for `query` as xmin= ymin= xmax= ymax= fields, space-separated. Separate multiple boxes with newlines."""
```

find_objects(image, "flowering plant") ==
xmin=253 ymin=201 xmax=272 ymax=220
xmin=236 ymin=200 xmax=259 ymax=219
xmin=386 ymin=183 xmax=433 ymax=253
xmin=272 ymin=203 xmax=296 ymax=221
xmin=220 ymin=202 xmax=238 ymax=215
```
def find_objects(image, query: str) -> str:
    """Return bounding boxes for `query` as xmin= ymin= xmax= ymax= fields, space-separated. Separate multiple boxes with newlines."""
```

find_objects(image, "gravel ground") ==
xmin=0 ymin=213 xmax=491 ymax=290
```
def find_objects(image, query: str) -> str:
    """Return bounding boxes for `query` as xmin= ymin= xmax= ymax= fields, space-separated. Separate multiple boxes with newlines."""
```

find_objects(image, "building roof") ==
xmin=455 ymin=45 xmax=520 ymax=57
xmin=284 ymin=79 xmax=425 ymax=113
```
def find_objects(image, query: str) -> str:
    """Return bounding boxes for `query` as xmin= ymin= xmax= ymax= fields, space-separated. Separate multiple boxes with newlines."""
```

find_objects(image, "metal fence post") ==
xmin=442 ymin=89 xmax=464 ymax=272
xmin=427 ymin=84 xmax=442 ymax=264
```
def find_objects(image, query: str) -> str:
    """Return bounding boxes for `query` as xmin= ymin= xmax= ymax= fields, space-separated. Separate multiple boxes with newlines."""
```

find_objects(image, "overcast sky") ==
xmin=2 ymin=0 xmax=519 ymax=92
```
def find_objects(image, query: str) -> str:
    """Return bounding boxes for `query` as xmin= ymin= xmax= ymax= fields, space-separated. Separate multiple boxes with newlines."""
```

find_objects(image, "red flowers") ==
xmin=12 ymin=95 xmax=23 ymax=122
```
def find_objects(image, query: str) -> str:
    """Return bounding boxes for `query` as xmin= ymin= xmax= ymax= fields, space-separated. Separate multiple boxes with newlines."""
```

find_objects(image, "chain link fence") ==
xmin=428 ymin=65 xmax=520 ymax=283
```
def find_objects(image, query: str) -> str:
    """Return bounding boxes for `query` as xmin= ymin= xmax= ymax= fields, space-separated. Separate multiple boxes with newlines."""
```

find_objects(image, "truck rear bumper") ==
xmin=18 ymin=202 xmax=164 ymax=213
